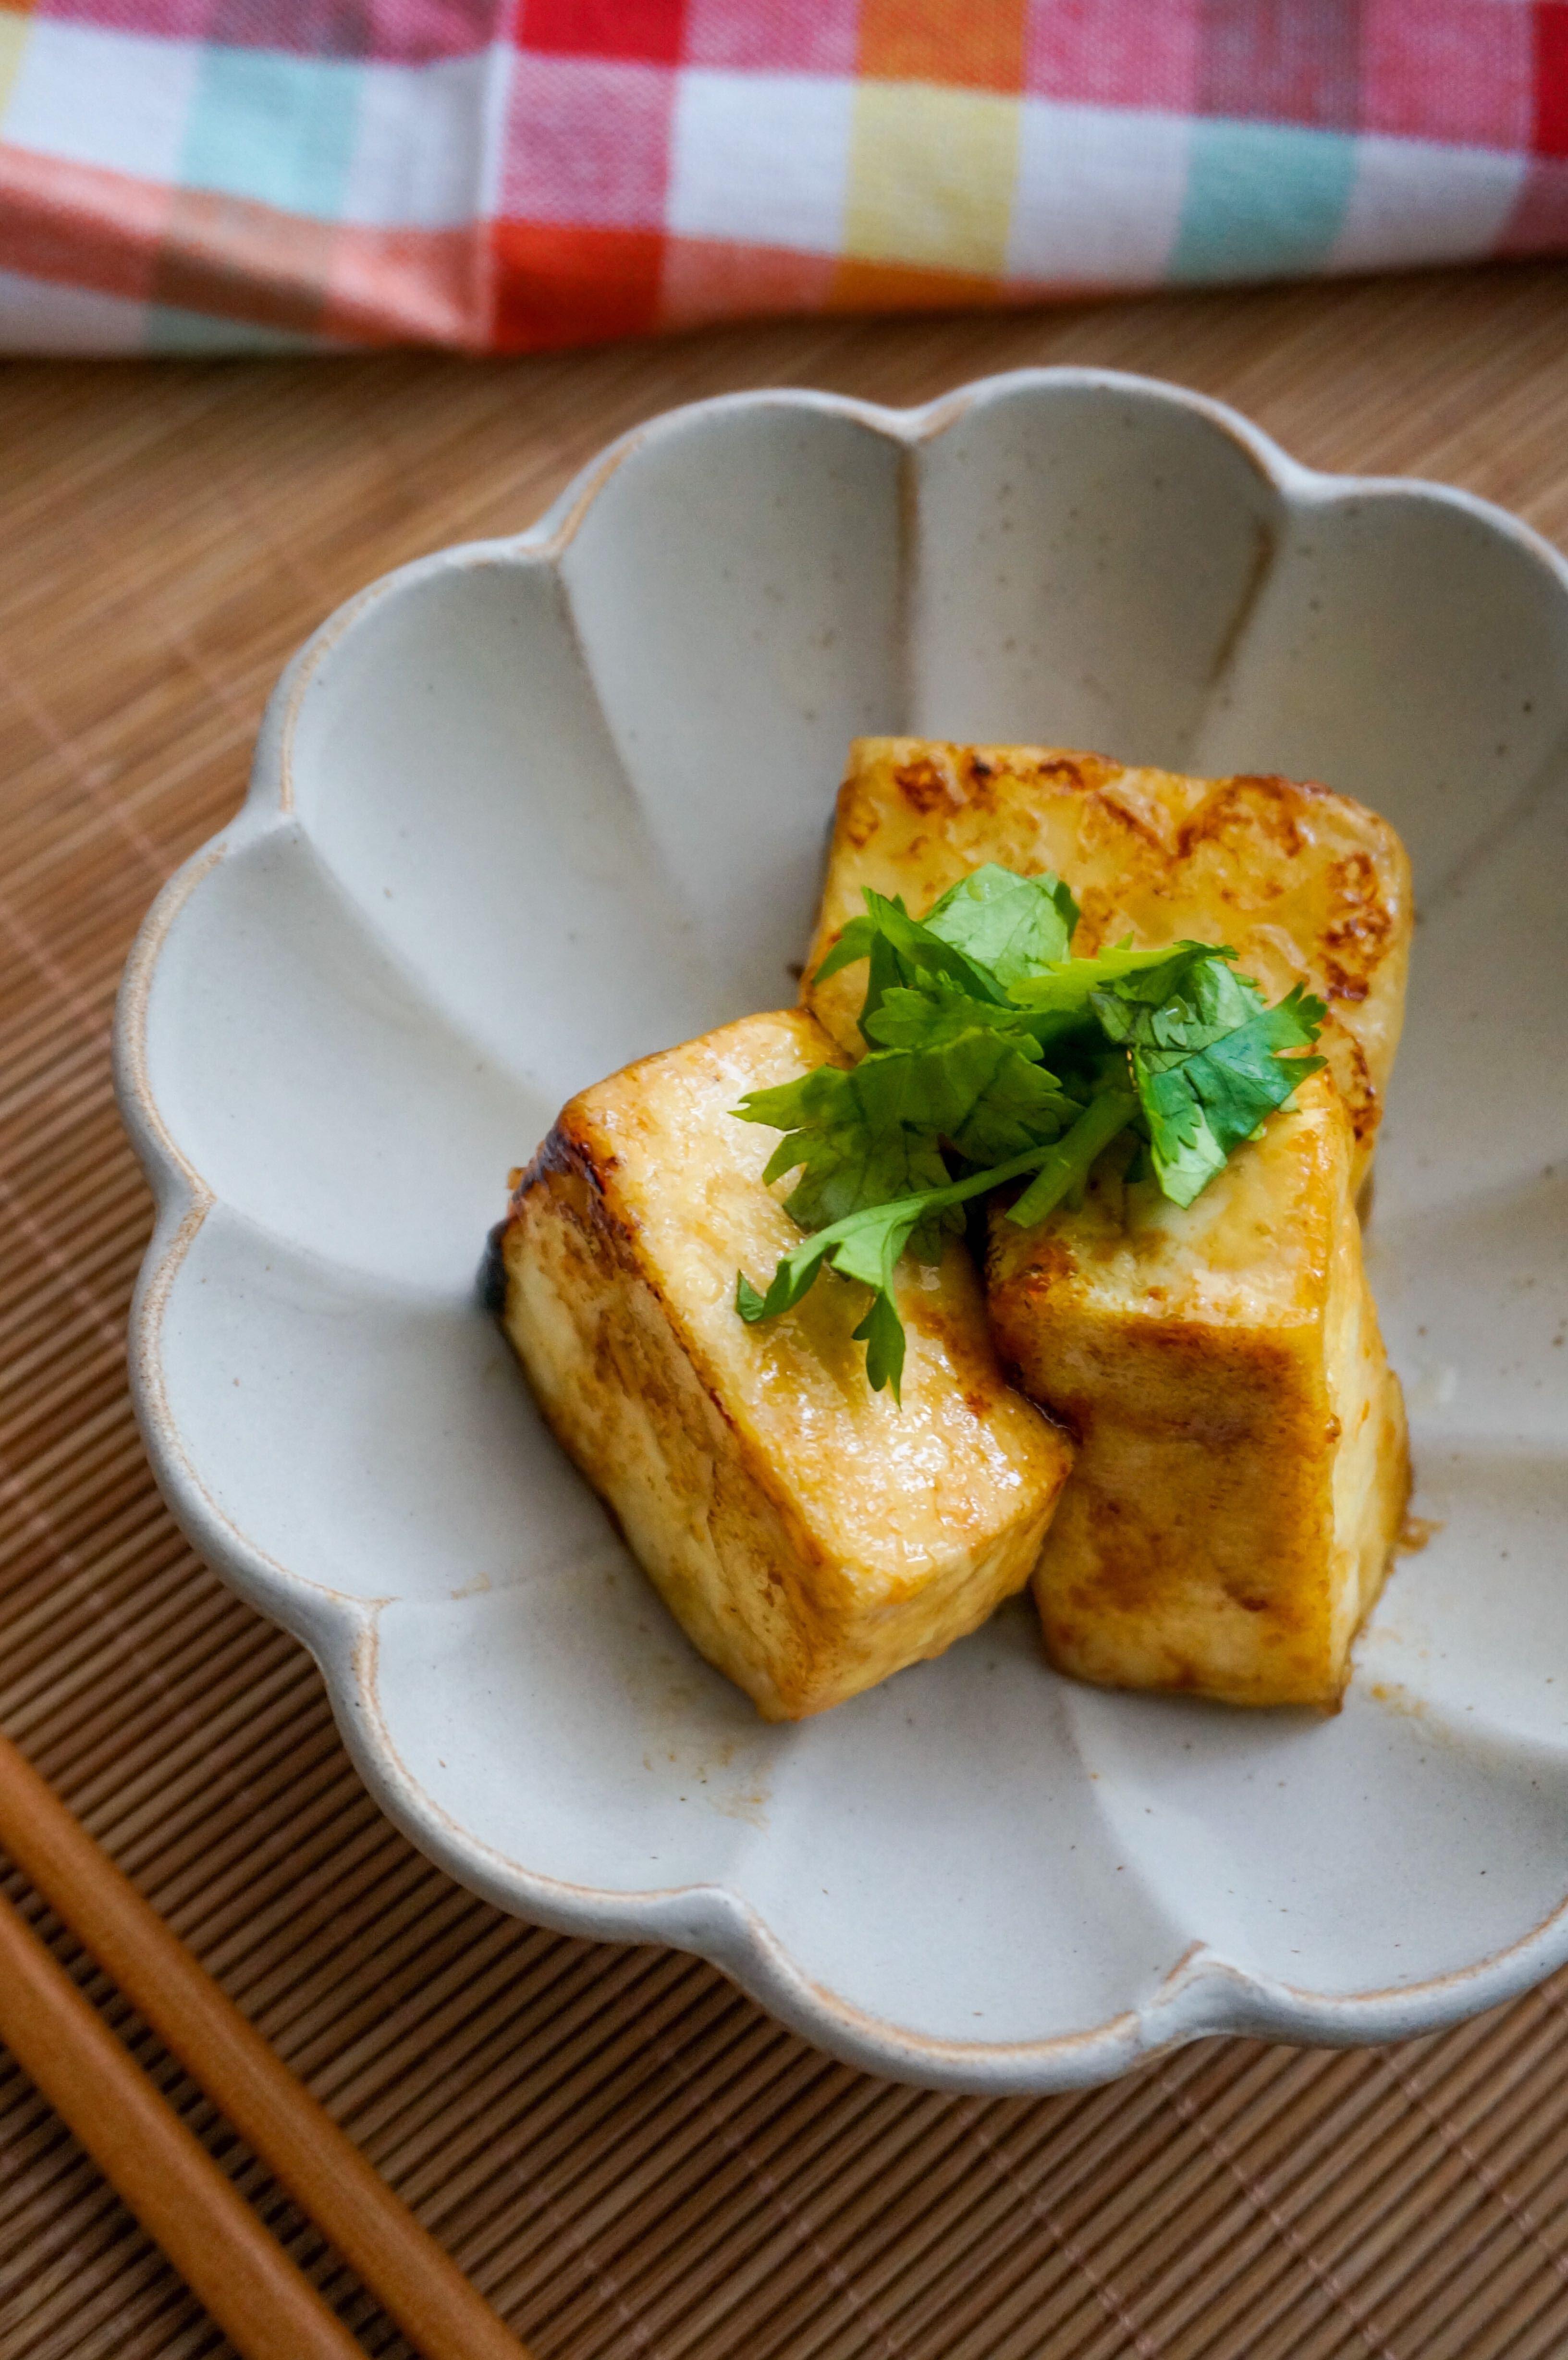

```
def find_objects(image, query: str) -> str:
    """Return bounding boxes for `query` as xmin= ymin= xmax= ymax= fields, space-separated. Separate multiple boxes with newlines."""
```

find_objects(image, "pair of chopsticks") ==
xmin=0 ymin=1729 xmax=532 ymax=2360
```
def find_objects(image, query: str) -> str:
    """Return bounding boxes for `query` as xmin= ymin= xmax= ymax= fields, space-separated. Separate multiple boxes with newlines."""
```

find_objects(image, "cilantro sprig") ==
xmin=735 ymin=864 xmax=1325 ymax=1399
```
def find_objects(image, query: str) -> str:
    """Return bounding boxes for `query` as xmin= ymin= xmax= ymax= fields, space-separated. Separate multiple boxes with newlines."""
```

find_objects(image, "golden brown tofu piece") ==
xmin=987 ymin=1071 xmax=1409 ymax=1708
xmin=805 ymin=737 xmax=1412 ymax=1183
xmin=498 ymin=1009 xmax=1074 ymax=1721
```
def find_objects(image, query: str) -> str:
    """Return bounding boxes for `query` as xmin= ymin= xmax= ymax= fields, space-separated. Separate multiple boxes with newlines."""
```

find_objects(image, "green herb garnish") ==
xmin=735 ymin=866 xmax=1325 ymax=1399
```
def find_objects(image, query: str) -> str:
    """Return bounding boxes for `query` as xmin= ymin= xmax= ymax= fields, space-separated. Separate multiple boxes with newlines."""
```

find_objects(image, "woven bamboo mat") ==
xmin=5 ymin=266 xmax=1568 ymax=2360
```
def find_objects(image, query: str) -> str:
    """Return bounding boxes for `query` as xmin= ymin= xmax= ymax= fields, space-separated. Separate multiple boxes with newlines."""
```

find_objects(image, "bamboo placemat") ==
xmin=5 ymin=265 xmax=1568 ymax=2360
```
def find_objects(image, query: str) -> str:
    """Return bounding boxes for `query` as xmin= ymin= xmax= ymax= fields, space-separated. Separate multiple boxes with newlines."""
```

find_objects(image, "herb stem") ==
xmin=763 ymin=1095 xmax=1138 ymax=1277
xmin=869 ymin=1138 xmax=1063 ymax=1227
xmin=1005 ymin=1087 xmax=1139 ymax=1228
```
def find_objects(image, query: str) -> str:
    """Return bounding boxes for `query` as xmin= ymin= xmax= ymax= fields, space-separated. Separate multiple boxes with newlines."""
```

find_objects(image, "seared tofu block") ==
xmin=498 ymin=1009 xmax=1074 ymax=1721
xmin=987 ymin=1071 xmax=1409 ymax=1709
xmin=805 ymin=737 xmax=1412 ymax=1183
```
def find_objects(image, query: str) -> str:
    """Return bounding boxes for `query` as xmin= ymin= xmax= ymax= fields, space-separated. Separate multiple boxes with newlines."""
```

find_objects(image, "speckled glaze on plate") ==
xmin=116 ymin=370 xmax=1568 ymax=2092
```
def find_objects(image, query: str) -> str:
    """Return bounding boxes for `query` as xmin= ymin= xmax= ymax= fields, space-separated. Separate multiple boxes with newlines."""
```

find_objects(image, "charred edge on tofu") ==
xmin=497 ymin=1121 xmax=749 ymax=1449
xmin=485 ymin=1126 xmax=610 ymax=1319
xmin=477 ymin=1220 xmax=510 ymax=1315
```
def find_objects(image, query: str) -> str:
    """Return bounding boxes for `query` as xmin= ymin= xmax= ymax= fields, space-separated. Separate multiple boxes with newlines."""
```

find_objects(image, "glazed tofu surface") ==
xmin=499 ymin=1009 xmax=1074 ymax=1721
xmin=805 ymin=737 xmax=1412 ymax=1182
xmin=987 ymin=1071 xmax=1409 ymax=1708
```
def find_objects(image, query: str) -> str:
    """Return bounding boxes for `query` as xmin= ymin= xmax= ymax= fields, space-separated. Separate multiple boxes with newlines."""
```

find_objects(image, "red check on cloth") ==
xmin=0 ymin=2 xmax=1564 ymax=353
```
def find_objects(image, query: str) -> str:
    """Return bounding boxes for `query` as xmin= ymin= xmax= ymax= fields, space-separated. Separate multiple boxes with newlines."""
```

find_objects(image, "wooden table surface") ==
xmin=4 ymin=263 xmax=1568 ymax=2360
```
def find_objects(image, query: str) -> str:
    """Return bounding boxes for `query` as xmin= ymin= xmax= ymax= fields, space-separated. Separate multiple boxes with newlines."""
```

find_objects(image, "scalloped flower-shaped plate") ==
xmin=117 ymin=371 xmax=1568 ymax=2092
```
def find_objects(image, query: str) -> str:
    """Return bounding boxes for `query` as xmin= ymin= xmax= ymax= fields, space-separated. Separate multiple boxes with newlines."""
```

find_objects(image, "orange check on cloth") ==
xmin=0 ymin=1 xmax=1565 ymax=353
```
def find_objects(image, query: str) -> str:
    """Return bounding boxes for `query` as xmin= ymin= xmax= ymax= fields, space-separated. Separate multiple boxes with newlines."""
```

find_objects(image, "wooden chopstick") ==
xmin=0 ymin=1887 xmax=368 ymax=2360
xmin=0 ymin=1730 xmax=532 ymax=2360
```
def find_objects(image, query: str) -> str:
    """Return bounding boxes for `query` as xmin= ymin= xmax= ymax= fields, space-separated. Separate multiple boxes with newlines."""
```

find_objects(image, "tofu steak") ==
xmin=988 ymin=1070 xmax=1409 ymax=1708
xmin=806 ymin=737 xmax=1412 ymax=1183
xmin=498 ymin=1009 xmax=1074 ymax=1721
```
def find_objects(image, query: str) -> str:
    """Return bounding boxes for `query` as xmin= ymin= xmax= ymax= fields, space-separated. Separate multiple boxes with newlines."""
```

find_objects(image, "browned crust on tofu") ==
xmin=502 ymin=1131 xmax=841 ymax=1714
xmin=987 ymin=1072 xmax=1410 ymax=1708
xmin=495 ymin=1010 xmax=1074 ymax=1720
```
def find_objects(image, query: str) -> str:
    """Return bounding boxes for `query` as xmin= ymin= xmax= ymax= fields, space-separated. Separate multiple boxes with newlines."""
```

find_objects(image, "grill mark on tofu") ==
xmin=894 ymin=752 xmax=962 ymax=812
xmin=1180 ymin=773 xmax=1309 ymax=860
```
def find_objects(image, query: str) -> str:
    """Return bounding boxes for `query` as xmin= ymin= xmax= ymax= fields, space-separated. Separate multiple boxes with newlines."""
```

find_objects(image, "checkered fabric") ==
xmin=0 ymin=2 xmax=1565 ymax=355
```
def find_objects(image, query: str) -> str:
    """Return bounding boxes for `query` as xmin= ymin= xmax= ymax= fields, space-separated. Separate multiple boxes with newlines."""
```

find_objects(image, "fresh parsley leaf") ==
xmin=858 ymin=987 xmax=1079 ymax=1159
xmin=734 ymin=1193 xmax=930 ymax=1401
xmin=860 ymin=979 xmax=1023 ymax=1052
xmin=853 ymin=1287 xmax=908 ymax=1399
xmin=812 ymin=890 xmax=1005 ymax=1039
xmin=937 ymin=1041 xmax=1077 ymax=1167
xmin=1008 ymin=939 xmax=1220 ymax=1035
xmin=919 ymin=863 xmax=1078 ymax=990
xmin=735 ymin=1139 xmax=1068 ymax=1400
xmin=735 ymin=1058 xmax=953 ymax=1233
xmin=1096 ymin=958 xmax=1328 ymax=1205
xmin=813 ymin=868 xmax=1080 ymax=1040
xmin=735 ymin=1273 xmax=769 ymax=1322
xmin=1091 ymin=944 xmax=1251 ymax=1044
xmin=734 ymin=1195 xmax=916 ymax=1325
xmin=734 ymin=1020 xmax=1074 ymax=1232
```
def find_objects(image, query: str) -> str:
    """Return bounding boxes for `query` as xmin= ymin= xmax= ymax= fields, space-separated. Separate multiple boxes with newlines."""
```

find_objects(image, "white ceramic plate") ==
xmin=118 ymin=369 xmax=1568 ymax=2093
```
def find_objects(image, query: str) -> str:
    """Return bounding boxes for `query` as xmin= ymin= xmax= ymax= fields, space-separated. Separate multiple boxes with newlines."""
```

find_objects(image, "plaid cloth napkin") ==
xmin=0 ymin=2 xmax=1563 ymax=354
